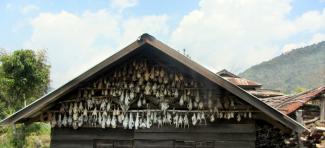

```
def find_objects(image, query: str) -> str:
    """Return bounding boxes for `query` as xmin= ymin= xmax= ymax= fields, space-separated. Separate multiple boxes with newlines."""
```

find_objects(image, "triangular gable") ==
xmin=217 ymin=69 xmax=240 ymax=78
xmin=0 ymin=34 xmax=306 ymax=132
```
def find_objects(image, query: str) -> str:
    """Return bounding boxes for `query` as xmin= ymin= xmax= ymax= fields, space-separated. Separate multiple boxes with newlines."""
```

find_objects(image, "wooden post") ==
xmin=296 ymin=109 xmax=304 ymax=126
xmin=320 ymin=94 xmax=325 ymax=122
xmin=295 ymin=109 xmax=304 ymax=148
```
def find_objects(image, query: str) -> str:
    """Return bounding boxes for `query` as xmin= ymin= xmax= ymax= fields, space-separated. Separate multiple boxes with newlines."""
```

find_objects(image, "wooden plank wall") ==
xmin=51 ymin=123 xmax=256 ymax=148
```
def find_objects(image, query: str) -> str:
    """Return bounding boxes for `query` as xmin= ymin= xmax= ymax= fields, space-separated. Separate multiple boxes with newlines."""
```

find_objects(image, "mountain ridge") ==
xmin=239 ymin=41 xmax=325 ymax=93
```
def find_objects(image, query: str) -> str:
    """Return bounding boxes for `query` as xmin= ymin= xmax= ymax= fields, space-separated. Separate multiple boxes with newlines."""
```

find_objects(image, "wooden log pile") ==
xmin=300 ymin=121 xmax=325 ymax=147
xmin=255 ymin=121 xmax=297 ymax=148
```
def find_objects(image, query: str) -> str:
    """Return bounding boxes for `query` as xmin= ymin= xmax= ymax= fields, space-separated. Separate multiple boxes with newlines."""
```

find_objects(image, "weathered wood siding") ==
xmin=51 ymin=123 xmax=255 ymax=148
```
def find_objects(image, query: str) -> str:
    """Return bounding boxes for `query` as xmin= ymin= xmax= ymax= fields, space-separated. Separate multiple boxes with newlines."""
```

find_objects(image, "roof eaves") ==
xmin=0 ymin=40 xmax=145 ymax=125
xmin=145 ymin=39 xmax=308 ymax=133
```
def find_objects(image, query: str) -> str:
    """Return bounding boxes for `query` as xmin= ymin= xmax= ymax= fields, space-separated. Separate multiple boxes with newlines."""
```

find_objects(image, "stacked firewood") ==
xmin=256 ymin=121 xmax=297 ymax=148
xmin=297 ymin=105 xmax=325 ymax=147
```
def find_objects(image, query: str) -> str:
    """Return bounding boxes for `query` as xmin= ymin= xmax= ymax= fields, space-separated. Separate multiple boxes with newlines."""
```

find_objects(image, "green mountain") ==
xmin=239 ymin=41 xmax=325 ymax=93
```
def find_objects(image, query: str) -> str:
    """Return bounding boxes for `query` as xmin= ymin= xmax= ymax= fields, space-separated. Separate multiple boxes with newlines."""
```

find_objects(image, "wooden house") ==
xmin=0 ymin=34 xmax=306 ymax=148
xmin=218 ymin=69 xmax=325 ymax=146
xmin=217 ymin=69 xmax=284 ymax=98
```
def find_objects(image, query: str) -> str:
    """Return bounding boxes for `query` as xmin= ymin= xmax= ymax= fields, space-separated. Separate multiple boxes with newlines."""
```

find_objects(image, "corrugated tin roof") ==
xmin=259 ymin=87 xmax=325 ymax=115
xmin=223 ymin=76 xmax=262 ymax=87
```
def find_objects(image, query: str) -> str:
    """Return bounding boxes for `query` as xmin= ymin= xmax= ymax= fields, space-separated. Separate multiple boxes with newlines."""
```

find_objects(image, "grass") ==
xmin=0 ymin=123 xmax=51 ymax=148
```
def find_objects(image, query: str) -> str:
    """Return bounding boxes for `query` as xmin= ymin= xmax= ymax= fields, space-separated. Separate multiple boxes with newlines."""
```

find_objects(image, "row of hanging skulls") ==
xmin=49 ymin=59 xmax=253 ymax=129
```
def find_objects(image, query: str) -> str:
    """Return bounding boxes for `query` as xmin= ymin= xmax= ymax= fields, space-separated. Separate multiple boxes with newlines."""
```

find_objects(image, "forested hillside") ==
xmin=240 ymin=41 xmax=325 ymax=93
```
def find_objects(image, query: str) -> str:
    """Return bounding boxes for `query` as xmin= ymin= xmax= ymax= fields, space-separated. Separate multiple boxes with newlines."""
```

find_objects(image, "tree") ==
xmin=0 ymin=49 xmax=50 ymax=118
xmin=0 ymin=49 xmax=51 ymax=147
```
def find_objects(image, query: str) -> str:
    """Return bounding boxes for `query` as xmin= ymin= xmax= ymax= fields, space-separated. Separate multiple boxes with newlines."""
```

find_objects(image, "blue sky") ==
xmin=1 ymin=0 xmax=325 ymax=88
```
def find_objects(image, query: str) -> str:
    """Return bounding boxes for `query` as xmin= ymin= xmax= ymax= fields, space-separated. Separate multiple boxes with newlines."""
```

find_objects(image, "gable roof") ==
xmin=0 ymin=33 xmax=307 ymax=133
xmin=217 ymin=69 xmax=262 ymax=88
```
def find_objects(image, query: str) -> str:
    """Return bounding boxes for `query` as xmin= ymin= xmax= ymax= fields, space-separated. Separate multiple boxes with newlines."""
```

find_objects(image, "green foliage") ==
xmin=294 ymin=87 xmax=307 ymax=93
xmin=0 ymin=49 xmax=51 ymax=148
xmin=0 ymin=49 xmax=50 ymax=119
xmin=240 ymin=41 xmax=325 ymax=93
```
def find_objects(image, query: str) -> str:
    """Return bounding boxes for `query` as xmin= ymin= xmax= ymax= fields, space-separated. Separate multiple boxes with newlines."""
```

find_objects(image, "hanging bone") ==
xmin=68 ymin=103 xmax=73 ymax=116
xmin=208 ymin=99 xmax=213 ymax=112
xmin=100 ymin=99 xmax=106 ymax=111
xmin=187 ymin=99 xmax=193 ymax=111
xmin=83 ymin=108 xmax=88 ymax=123
xmin=192 ymin=113 xmax=197 ymax=126
xmin=106 ymin=101 xmax=111 ymax=112
xmin=173 ymin=113 xmax=179 ymax=128
xmin=198 ymin=101 xmax=204 ymax=110
xmin=111 ymin=115 xmax=117 ymax=128
xmin=62 ymin=113 xmax=68 ymax=127
xmin=210 ymin=113 xmax=215 ymax=122
xmin=195 ymin=90 xmax=200 ymax=103
xmin=57 ymin=113 xmax=62 ymax=128
xmin=137 ymin=98 xmax=142 ymax=108
xmin=92 ymin=107 xmax=98 ymax=127
xmin=128 ymin=113 xmax=134 ymax=130
xmin=179 ymin=94 xmax=184 ymax=106
xmin=67 ymin=114 xmax=72 ymax=126
xmin=101 ymin=111 xmax=107 ymax=128
xmin=157 ymin=115 xmax=163 ymax=128
xmin=51 ymin=113 xmax=57 ymax=128
xmin=123 ymin=113 xmax=129 ymax=129
xmin=106 ymin=114 xmax=111 ymax=128
xmin=184 ymin=114 xmax=189 ymax=128
xmin=144 ymin=82 xmax=151 ymax=95
xmin=135 ymin=112 xmax=139 ymax=130
xmin=78 ymin=114 xmax=83 ymax=127
xmin=78 ymin=102 xmax=84 ymax=113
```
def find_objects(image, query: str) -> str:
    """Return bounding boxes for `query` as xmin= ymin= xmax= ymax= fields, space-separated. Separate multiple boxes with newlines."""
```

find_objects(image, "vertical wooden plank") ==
xmin=321 ymin=95 xmax=325 ymax=122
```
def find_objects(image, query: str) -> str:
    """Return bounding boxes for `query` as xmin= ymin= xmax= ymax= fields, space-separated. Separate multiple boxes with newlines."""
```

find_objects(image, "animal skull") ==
xmin=210 ymin=114 xmax=215 ymax=122
xmin=198 ymin=102 xmax=204 ymax=110
xmin=184 ymin=114 xmax=189 ymax=128
xmin=57 ymin=113 xmax=62 ymax=128
xmin=135 ymin=112 xmax=139 ymax=130
xmin=111 ymin=115 xmax=117 ymax=128
xmin=191 ymin=113 xmax=197 ymax=126
xmin=123 ymin=114 xmax=129 ymax=129
xmin=128 ymin=113 xmax=134 ymax=129
xmin=62 ymin=114 xmax=68 ymax=127
xmin=51 ymin=113 xmax=57 ymax=128
xmin=106 ymin=114 xmax=111 ymax=128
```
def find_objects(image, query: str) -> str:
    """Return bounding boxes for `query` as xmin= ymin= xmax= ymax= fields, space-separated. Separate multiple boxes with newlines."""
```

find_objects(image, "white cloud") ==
xmin=21 ymin=4 xmax=40 ymax=14
xmin=25 ymin=10 xmax=168 ymax=87
xmin=170 ymin=0 xmax=325 ymax=73
xmin=23 ymin=0 xmax=325 ymax=87
xmin=111 ymin=0 xmax=138 ymax=12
